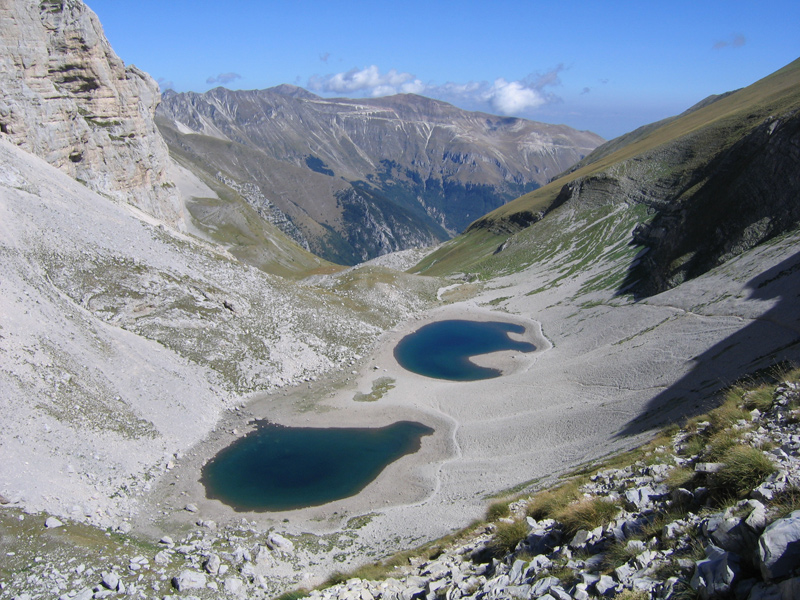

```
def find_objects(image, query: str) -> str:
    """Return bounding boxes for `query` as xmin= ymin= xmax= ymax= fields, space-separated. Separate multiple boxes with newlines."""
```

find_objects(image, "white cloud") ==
xmin=206 ymin=72 xmax=242 ymax=85
xmin=309 ymin=65 xmax=425 ymax=96
xmin=308 ymin=64 xmax=565 ymax=116
xmin=483 ymin=78 xmax=546 ymax=114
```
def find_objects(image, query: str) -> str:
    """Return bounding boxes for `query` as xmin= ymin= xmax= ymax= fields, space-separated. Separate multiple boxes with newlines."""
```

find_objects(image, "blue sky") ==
xmin=86 ymin=0 xmax=800 ymax=139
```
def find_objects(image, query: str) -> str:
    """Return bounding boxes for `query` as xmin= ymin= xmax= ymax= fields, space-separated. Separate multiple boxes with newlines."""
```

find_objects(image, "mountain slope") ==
xmin=414 ymin=57 xmax=800 ymax=294
xmin=156 ymin=87 xmax=603 ymax=264
xmin=0 ymin=0 xmax=183 ymax=227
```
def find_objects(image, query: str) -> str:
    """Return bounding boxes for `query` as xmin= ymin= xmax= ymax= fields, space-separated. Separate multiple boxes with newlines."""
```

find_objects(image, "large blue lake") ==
xmin=202 ymin=421 xmax=433 ymax=511
xmin=394 ymin=319 xmax=536 ymax=381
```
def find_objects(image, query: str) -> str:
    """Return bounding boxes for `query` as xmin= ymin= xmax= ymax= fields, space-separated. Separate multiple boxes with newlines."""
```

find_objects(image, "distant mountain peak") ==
xmin=268 ymin=84 xmax=320 ymax=99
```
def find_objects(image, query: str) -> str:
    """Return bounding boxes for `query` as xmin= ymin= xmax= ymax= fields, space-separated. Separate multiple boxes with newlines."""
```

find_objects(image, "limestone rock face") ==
xmin=0 ymin=0 xmax=183 ymax=228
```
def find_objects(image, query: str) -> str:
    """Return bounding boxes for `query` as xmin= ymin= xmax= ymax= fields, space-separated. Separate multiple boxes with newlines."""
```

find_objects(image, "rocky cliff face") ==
xmin=0 ymin=0 xmax=183 ymax=228
xmin=157 ymin=87 xmax=603 ymax=263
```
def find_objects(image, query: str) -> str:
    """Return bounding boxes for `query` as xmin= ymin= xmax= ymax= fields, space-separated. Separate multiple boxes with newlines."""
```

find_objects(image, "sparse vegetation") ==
xmin=525 ymin=480 xmax=582 ymax=520
xmin=555 ymin=497 xmax=620 ymax=536
xmin=485 ymin=500 xmax=511 ymax=521
xmin=490 ymin=519 xmax=529 ymax=555
xmin=711 ymin=444 xmax=777 ymax=499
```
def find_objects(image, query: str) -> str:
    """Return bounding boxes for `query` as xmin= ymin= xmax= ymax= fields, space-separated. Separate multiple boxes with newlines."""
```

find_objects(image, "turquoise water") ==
xmin=202 ymin=421 xmax=434 ymax=511
xmin=394 ymin=319 xmax=536 ymax=381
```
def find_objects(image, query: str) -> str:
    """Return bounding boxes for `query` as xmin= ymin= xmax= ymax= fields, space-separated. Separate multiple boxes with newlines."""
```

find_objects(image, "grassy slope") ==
xmin=168 ymin=143 xmax=340 ymax=279
xmin=413 ymin=57 xmax=800 ymax=278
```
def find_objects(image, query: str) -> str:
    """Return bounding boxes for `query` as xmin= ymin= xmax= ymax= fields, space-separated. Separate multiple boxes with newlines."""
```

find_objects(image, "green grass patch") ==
xmin=526 ymin=481 xmax=582 ymax=520
xmin=490 ymin=519 xmax=529 ymax=556
xmin=353 ymin=377 xmax=396 ymax=402
xmin=485 ymin=500 xmax=512 ymax=521
xmin=555 ymin=498 xmax=620 ymax=537
xmin=711 ymin=445 xmax=777 ymax=499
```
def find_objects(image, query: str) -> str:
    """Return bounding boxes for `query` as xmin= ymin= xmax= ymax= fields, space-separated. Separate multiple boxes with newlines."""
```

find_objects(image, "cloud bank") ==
xmin=308 ymin=65 xmax=564 ymax=116
xmin=206 ymin=72 xmax=242 ymax=85
xmin=713 ymin=34 xmax=746 ymax=50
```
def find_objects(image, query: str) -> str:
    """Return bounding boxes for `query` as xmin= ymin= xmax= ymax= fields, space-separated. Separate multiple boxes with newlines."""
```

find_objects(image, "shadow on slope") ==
xmin=617 ymin=101 xmax=800 ymax=299
xmin=617 ymin=250 xmax=800 ymax=438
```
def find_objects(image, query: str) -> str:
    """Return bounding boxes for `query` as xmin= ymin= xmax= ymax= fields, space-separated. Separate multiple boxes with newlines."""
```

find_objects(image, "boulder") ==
xmin=223 ymin=577 xmax=245 ymax=597
xmin=267 ymin=532 xmax=295 ymax=555
xmin=100 ymin=571 xmax=119 ymax=591
xmin=204 ymin=553 xmax=221 ymax=575
xmin=758 ymin=510 xmax=800 ymax=581
xmin=172 ymin=570 xmax=207 ymax=591
xmin=690 ymin=545 xmax=741 ymax=599
xmin=44 ymin=517 xmax=63 ymax=528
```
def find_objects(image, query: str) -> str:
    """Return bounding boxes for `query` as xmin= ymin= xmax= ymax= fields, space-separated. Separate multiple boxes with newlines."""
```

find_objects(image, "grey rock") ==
xmin=625 ymin=485 xmax=656 ymax=510
xmin=527 ymin=554 xmax=553 ymax=574
xmin=0 ymin=0 xmax=182 ymax=226
xmin=672 ymin=487 xmax=695 ymax=506
xmin=267 ymin=532 xmax=295 ymax=554
xmin=184 ymin=503 xmax=198 ymax=512
xmin=710 ymin=517 xmax=757 ymax=555
xmin=508 ymin=559 xmax=527 ymax=584
xmin=526 ymin=529 xmax=562 ymax=555
xmin=593 ymin=574 xmax=619 ymax=596
xmin=691 ymin=546 xmax=741 ymax=599
xmin=100 ymin=571 xmax=119 ymax=591
xmin=745 ymin=500 xmax=769 ymax=533
xmin=530 ymin=576 xmax=560 ymax=597
xmin=45 ymin=517 xmax=63 ymax=528
xmin=758 ymin=510 xmax=800 ymax=581
xmin=172 ymin=570 xmax=207 ymax=591
xmin=116 ymin=522 xmax=132 ymax=534
xmin=204 ymin=553 xmax=221 ymax=575
xmin=549 ymin=586 xmax=572 ymax=600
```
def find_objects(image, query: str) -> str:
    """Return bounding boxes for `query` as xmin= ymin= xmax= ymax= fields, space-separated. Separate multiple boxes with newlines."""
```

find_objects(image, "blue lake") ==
xmin=202 ymin=421 xmax=434 ymax=511
xmin=393 ymin=319 xmax=536 ymax=381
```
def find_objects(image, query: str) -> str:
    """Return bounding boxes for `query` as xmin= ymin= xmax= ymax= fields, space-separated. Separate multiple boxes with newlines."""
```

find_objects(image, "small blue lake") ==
xmin=202 ymin=421 xmax=433 ymax=511
xmin=393 ymin=319 xmax=536 ymax=381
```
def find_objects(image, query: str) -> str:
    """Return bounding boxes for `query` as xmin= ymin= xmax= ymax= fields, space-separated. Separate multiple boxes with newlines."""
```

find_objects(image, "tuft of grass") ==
xmin=708 ymin=398 xmax=751 ymax=431
xmin=555 ymin=497 xmax=620 ymax=537
xmin=704 ymin=429 xmax=743 ymax=461
xmin=769 ymin=486 xmax=800 ymax=519
xmin=741 ymin=387 xmax=774 ymax=412
xmin=665 ymin=466 xmax=695 ymax=491
xmin=323 ymin=572 xmax=348 ymax=587
xmin=486 ymin=500 xmax=512 ymax=521
xmin=274 ymin=591 xmax=308 ymax=600
xmin=526 ymin=481 xmax=582 ymax=520
xmin=491 ymin=519 xmax=530 ymax=555
xmin=711 ymin=445 xmax=777 ymax=499
xmin=614 ymin=590 xmax=650 ymax=600
xmin=548 ymin=565 xmax=579 ymax=588
xmin=602 ymin=540 xmax=642 ymax=571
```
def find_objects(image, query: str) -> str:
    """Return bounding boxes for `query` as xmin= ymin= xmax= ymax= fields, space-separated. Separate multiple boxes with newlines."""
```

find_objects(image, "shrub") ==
xmin=711 ymin=445 xmax=776 ymax=498
xmin=555 ymin=497 xmax=620 ymax=537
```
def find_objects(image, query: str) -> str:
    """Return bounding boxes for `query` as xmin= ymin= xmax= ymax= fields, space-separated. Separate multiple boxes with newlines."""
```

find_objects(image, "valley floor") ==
xmin=122 ymin=226 xmax=800 ymax=590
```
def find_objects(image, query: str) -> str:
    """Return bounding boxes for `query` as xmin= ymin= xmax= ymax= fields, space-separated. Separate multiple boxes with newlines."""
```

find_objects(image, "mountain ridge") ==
xmin=156 ymin=86 xmax=603 ymax=264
